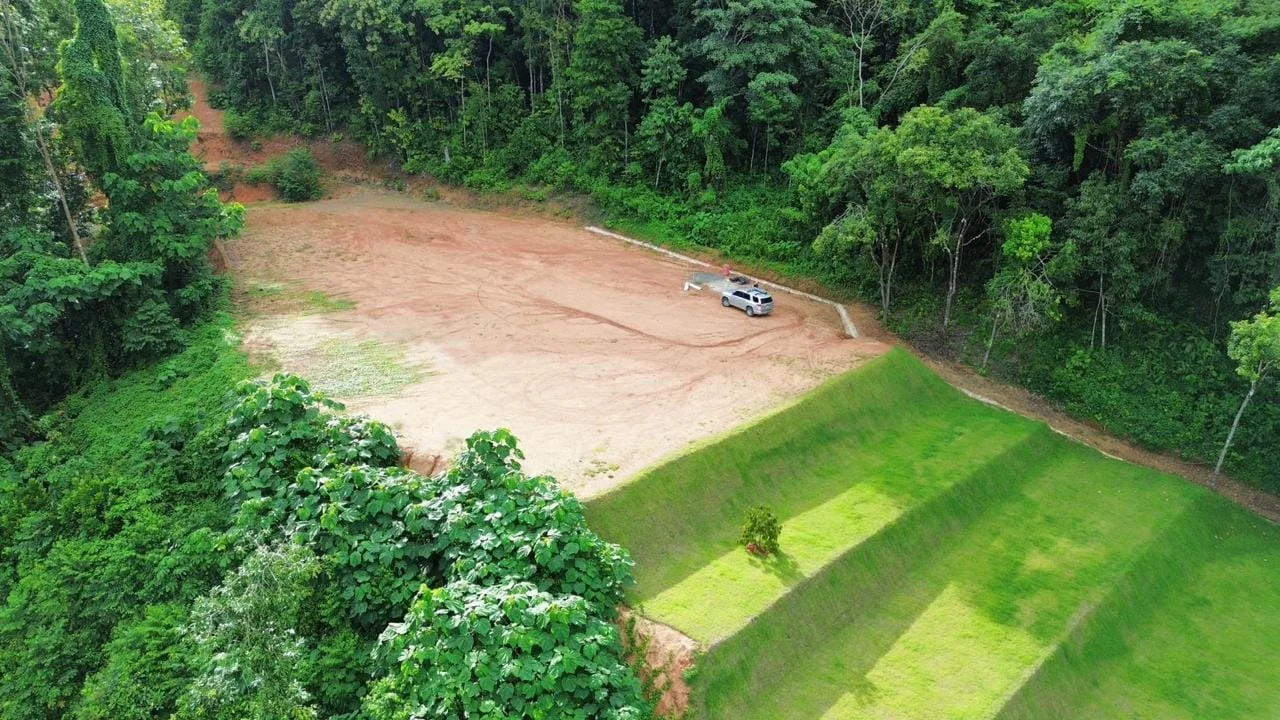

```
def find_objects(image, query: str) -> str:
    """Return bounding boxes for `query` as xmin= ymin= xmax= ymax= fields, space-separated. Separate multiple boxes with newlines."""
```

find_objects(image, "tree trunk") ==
xmin=1091 ymin=276 xmax=1104 ymax=351
xmin=1213 ymin=378 xmax=1258 ymax=483
xmin=484 ymin=36 xmax=493 ymax=153
xmin=485 ymin=36 xmax=493 ymax=108
xmin=982 ymin=310 xmax=1000 ymax=371
xmin=34 ymin=126 xmax=87 ymax=264
xmin=856 ymin=40 xmax=865 ymax=108
xmin=879 ymin=234 xmax=899 ymax=317
xmin=943 ymin=233 xmax=962 ymax=330
xmin=1101 ymin=290 xmax=1107 ymax=350
xmin=264 ymin=43 xmax=277 ymax=105
xmin=318 ymin=68 xmax=333 ymax=132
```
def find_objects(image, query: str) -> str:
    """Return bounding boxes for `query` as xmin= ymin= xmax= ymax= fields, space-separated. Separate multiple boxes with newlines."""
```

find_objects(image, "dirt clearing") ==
xmin=231 ymin=190 xmax=887 ymax=496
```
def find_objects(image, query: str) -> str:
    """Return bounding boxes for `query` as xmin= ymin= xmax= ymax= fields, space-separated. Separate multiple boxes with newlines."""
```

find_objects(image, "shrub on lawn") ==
xmin=741 ymin=506 xmax=781 ymax=556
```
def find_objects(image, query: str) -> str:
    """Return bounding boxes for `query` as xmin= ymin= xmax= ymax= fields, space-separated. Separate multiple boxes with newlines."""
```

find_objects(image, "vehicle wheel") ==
xmin=745 ymin=305 xmax=755 ymax=317
xmin=721 ymin=297 xmax=731 ymax=307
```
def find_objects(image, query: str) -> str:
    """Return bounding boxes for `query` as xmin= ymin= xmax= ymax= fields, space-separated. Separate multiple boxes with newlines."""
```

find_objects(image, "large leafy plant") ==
xmin=179 ymin=541 xmax=320 ymax=720
xmin=221 ymin=374 xmax=400 ymax=509
xmin=409 ymin=429 xmax=635 ymax=615
xmin=292 ymin=464 xmax=433 ymax=626
xmin=367 ymin=580 xmax=649 ymax=720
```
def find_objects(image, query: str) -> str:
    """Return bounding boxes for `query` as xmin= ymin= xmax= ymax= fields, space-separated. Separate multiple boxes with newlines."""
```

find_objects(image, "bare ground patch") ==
xmin=620 ymin=609 xmax=699 ymax=718
xmin=243 ymin=315 xmax=427 ymax=398
xmin=226 ymin=189 xmax=885 ymax=495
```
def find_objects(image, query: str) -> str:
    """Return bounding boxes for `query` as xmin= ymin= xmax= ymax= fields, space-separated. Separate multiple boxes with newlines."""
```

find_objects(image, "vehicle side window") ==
xmin=734 ymin=291 xmax=747 ymax=299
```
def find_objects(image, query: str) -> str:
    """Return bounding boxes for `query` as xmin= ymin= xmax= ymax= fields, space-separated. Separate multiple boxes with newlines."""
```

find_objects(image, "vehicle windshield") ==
xmin=756 ymin=295 xmax=772 ymax=303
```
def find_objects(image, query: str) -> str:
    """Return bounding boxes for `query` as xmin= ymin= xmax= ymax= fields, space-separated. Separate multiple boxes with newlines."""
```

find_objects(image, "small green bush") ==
xmin=250 ymin=149 xmax=323 ymax=202
xmin=206 ymin=90 xmax=231 ymax=110
xmin=741 ymin=505 xmax=781 ymax=556
xmin=462 ymin=165 xmax=510 ymax=193
xmin=223 ymin=108 xmax=256 ymax=140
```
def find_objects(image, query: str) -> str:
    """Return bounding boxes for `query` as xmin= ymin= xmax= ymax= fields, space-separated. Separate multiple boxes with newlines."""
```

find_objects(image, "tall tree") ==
xmin=102 ymin=114 xmax=244 ymax=325
xmin=1 ymin=0 xmax=89 ymax=260
xmin=1214 ymin=288 xmax=1280 ymax=480
xmin=562 ymin=0 xmax=641 ymax=171
xmin=635 ymin=36 xmax=694 ymax=189
xmin=982 ymin=212 xmax=1074 ymax=369
xmin=885 ymin=105 xmax=1028 ymax=329
xmin=692 ymin=0 xmax=813 ymax=168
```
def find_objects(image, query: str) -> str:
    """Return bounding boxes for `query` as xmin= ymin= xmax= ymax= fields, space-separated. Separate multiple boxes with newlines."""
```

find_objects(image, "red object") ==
xmin=723 ymin=263 xmax=732 ymax=277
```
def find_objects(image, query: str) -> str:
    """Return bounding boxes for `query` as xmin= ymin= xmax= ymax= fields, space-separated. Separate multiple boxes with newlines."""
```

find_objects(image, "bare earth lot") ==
xmin=231 ymin=189 xmax=887 ymax=495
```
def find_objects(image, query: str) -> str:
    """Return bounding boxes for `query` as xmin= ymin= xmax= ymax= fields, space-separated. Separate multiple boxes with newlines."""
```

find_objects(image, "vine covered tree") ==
xmin=51 ymin=0 xmax=135 ymax=178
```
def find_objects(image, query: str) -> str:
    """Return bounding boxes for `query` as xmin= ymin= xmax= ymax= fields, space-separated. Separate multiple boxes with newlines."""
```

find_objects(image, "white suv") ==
xmin=721 ymin=287 xmax=774 ymax=316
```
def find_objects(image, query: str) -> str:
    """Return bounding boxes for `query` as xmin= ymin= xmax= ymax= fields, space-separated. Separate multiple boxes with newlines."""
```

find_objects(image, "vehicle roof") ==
xmin=724 ymin=286 xmax=773 ymax=298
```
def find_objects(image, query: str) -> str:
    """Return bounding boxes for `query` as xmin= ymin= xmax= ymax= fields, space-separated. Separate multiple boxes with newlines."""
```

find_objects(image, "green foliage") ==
xmin=111 ymin=0 xmax=192 ymax=116
xmin=563 ymin=0 xmax=642 ymax=172
xmin=366 ymin=579 xmax=649 ymax=720
xmin=739 ymin=505 xmax=780 ymax=555
xmin=222 ymin=107 xmax=256 ymax=139
xmin=221 ymin=373 xmax=400 ymax=508
xmin=410 ymin=429 xmax=635 ymax=614
xmin=210 ymin=383 xmax=644 ymax=715
xmin=1227 ymin=288 xmax=1280 ymax=386
xmin=179 ymin=541 xmax=321 ymax=720
xmin=0 ymin=321 xmax=252 ymax=720
xmin=0 ymin=74 xmax=39 ymax=225
xmin=74 ymin=604 xmax=192 ymax=720
xmin=292 ymin=464 xmax=433 ymax=625
xmin=51 ymin=0 xmax=135 ymax=178
xmin=103 ymin=114 xmax=243 ymax=320
xmin=250 ymin=147 xmax=323 ymax=201
xmin=0 ymin=229 xmax=164 ymax=402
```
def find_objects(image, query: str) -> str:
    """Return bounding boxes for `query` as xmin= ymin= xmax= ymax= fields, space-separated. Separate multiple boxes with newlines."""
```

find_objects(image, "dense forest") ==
xmin=1 ymin=0 xmax=652 ymax=717
xmin=175 ymin=0 xmax=1280 ymax=486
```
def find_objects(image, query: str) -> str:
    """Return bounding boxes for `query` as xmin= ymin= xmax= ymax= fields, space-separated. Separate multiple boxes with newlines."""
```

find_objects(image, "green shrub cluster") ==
xmin=0 ymin=323 xmax=252 ymax=719
xmin=0 ymin=359 xmax=649 ymax=720
xmin=368 ymin=580 xmax=648 ymax=720
xmin=247 ymin=148 xmax=323 ymax=202
xmin=740 ymin=506 xmax=781 ymax=556
xmin=209 ymin=378 xmax=646 ymax=719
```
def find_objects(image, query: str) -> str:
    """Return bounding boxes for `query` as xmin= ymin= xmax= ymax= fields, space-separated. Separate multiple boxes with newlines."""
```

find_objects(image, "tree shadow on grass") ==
xmin=747 ymin=548 xmax=803 ymax=586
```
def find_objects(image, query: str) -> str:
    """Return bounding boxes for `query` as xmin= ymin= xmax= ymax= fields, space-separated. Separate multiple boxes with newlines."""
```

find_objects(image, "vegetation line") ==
xmin=954 ymin=386 xmax=1127 ymax=463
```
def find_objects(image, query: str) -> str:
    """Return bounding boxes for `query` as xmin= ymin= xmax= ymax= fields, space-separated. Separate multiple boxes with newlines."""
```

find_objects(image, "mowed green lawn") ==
xmin=586 ymin=349 xmax=1040 ymax=643
xmin=585 ymin=348 xmax=1280 ymax=719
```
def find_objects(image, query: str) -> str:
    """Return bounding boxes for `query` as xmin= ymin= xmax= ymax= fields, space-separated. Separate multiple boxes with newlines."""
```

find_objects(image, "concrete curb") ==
xmin=584 ymin=225 xmax=859 ymax=338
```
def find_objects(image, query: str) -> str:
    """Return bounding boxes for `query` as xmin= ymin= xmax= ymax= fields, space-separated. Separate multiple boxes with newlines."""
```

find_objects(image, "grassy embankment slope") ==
xmin=586 ymin=349 xmax=1280 ymax=719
